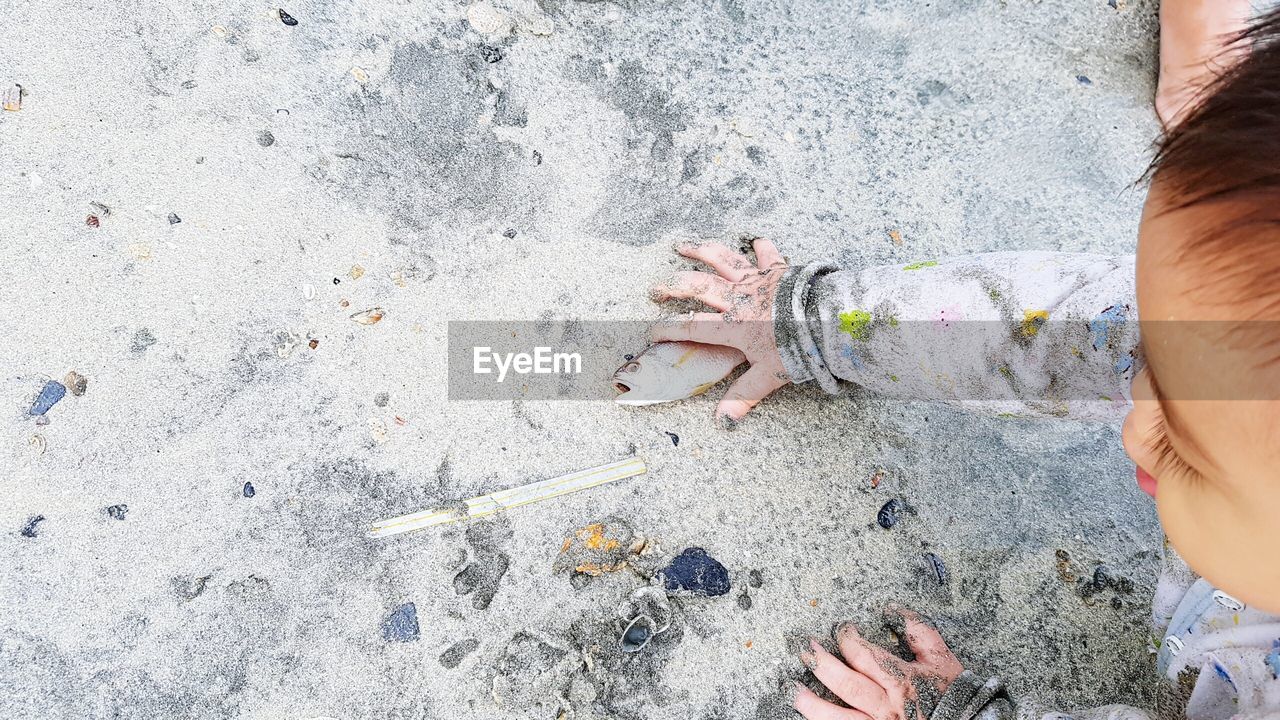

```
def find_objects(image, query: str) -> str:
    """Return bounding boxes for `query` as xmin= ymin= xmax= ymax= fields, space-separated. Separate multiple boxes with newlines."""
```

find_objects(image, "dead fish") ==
xmin=613 ymin=342 xmax=744 ymax=406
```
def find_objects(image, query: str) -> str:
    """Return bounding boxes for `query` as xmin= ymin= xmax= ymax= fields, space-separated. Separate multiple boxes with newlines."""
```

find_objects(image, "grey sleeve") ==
xmin=929 ymin=672 xmax=1155 ymax=720
xmin=774 ymin=251 xmax=1140 ymax=422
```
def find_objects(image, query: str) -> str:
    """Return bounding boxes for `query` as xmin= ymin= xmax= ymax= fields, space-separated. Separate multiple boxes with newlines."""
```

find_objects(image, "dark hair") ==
xmin=1151 ymin=8 xmax=1280 ymax=208
xmin=1147 ymin=8 xmax=1280 ymax=320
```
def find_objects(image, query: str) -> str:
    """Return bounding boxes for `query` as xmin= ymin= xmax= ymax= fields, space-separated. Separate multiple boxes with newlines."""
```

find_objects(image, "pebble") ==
xmin=382 ymin=602 xmax=420 ymax=642
xmin=308 ymin=339 xmax=319 ymax=350
xmin=922 ymin=552 xmax=948 ymax=585
xmin=20 ymin=515 xmax=44 ymax=538
xmin=439 ymin=638 xmax=480 ymax=669
xmin=532 ymin=150 xmax=542 ymax=165
xmin=86 ymin=214 xmax=100 ymax=227
xmin=502 ymin=228 xmax=517 ymax=239
xmin=63 ymin=371 xmax=88 ymax=396
xmin=876 ymin=499 xmax=903 ymax=529
xmin=29 ymin=380 xmax=66 ymax=416
xmin=106 ymin=504 xmax=129 ymax=521
xmin=243 ymin=481 xmax=256 ymax=498
xmin=257 ymin=130 xmax=276 ymax=147
xmin=172 ymin=575 xmax=209 ymax=600
xmin=748 ymin=569 xmax=764 ymax=588
xmin=2 ymin=84 xmax=22 ymax=111
xmin=736 ymin=591 xmax=753 ymax=611
xmin=480 ymin=45 xmax=503 ymax=64
xmin=660 ymin=547 xmax=730 ymax=597
xmin=351 ymin=308 xmax=384 ymax=325
xmin=1076 ymin=75 xmax=1093 ymax=86
xmin=664 ymin=431 xmax=679 ymax=447
xmin=168 ymin=213 xmax=181 ymax=224
xmin=278 ymin=8 xmax=298 ymax=25
xmin=466 ymin=2 xmax=513 ymax=36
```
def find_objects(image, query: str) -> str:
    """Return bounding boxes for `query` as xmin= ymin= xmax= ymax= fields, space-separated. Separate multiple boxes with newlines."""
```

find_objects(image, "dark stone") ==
xmin=374 ymin=392 xmax=390 ymax=407
xmin=20 ymin=515 xmax=44 ymax=538
xmin=660 ymin=547 xmax=730 ymax=596
xmin=279 ymin=8 xmax=298 ymax=25
xmin=172 ymin=574 xmax=209 ymax=600
xmin=736 ymin=591 xmax=752 ymax=611
xmin=257 ymin=130 xmax=275 ymax=147
xmin=480 ymin=45 xmax=503 ymax=64
xmin=502 ymin=228 xmax=517 ymax=239
xmin=748 ymin=569 xmax=764 ymax=588
xmin=532 ymin=150 xmax=542 ymax=165
xmin=106 ymin=504 xmax=128 ymax=521
xmin=876 ymin=499 xmax=903 ymax=530
xmin=664 ymin=431 xmax=679 ymax=447
xmin=242 ymin=481 xmax=255 ymax=498
xmin=29 ymin=381 xmax=66 ymax=416
xmin=167 ymin=213 xmax=181 ymax=224
xmin=1111 ymin=596 xmax=1123 ymax=610
xmin=1076 ymin=75 xmax=1092 ymax=86
xmin=439 ymin=638 xmax=480 ymax=668
xmin=922 ymin=552 xmax=948 ymax=585
xmin=382 ymin=602 xmax=420 ymax=642
xmin=130 ymin=328 xmax=157 ymax=353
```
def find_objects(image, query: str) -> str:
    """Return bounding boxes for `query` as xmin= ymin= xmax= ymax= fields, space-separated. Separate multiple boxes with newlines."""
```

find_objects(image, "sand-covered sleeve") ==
xmin=774 ymin=251 xmax=1139 ymax=422
xmin=928 ymin=672 xmax=1154 ymax=720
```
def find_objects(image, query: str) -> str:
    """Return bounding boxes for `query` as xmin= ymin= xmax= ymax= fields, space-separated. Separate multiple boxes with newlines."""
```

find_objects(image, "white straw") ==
xmin=367 ymin=457 xmax=647 ymax=538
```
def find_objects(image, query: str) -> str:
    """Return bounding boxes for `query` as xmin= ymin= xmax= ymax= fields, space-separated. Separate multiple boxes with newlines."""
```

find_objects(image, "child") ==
xmin=649 ymin=2 xmax=1280 ymax=718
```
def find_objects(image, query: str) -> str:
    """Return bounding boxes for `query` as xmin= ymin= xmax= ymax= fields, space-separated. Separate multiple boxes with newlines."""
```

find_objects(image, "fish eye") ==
xmin=623 ymin=362 xmax=640 ymax=373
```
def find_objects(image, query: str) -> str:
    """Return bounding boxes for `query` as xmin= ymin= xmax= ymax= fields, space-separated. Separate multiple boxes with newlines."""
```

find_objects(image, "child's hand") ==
xmin=795 ymin=609 xmax=965 ymax=720
xmin=649 ymin=239 xmax=790 ymax=422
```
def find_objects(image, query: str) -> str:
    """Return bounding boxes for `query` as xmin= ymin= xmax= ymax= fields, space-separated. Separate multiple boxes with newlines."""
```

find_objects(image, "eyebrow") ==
xmin=1146 ymin=364 xmax=1221 ymax=473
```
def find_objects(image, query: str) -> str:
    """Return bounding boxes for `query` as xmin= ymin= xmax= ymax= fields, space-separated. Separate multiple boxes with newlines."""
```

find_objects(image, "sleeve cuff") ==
xmin=773 ymin=262 xmax=841 ymax=394
xmin=930 ymin=671 xmax=1008 ymax=720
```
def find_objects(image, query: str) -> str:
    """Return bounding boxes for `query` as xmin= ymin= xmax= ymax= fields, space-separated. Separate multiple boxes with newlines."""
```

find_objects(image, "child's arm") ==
xmin=652 ymin=243 xmax=1138 ymax=422
xmin=1157 ymin=0 xmax=1253 ymax=128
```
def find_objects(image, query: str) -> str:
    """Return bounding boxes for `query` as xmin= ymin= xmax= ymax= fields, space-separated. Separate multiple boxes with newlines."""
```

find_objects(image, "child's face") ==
xmin=1123 ymin=182 xmax=1280 ymax=613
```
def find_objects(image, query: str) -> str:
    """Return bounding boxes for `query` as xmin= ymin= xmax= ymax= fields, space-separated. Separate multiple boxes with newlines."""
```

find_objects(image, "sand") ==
xmin=1 ymin=0 xmax=1165 ymax=718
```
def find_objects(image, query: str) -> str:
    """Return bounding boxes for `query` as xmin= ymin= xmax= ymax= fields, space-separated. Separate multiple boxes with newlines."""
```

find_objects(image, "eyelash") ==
xmin=1146 ymin=417 xmax=1202 ymax=484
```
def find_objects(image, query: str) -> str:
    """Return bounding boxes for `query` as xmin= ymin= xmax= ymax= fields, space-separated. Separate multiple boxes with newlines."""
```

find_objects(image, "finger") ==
xmin=805 ymin=640 xmax=891 ymax=715
xmin=677 ymin=241 xmax=755 ymax=282
xmin=715 ymin=364 xmax=787 ymax=421
xmin=650 ymin=272 xmax=734 ymax=312
xmin=650 ymin=313 xmax=736 ymax=346
xmin=894 ymin=609 xmax=949 ymax=663
xmin=752 ymin=237 xmax=784 ymax=268
xmin=835 ymin=623 xmax=898 ymax=690
xmin=794 ymin=683 xmax=874 ymax=720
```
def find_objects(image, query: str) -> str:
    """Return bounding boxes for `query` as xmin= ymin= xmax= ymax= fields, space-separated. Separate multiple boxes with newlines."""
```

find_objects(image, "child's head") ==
xmin=1122 ymin=10 xmax=1280 ymax=613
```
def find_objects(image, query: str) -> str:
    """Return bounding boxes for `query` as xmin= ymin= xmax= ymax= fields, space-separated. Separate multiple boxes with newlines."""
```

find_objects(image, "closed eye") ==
xmin=1145 ymin=415 xmax=1204 ymax=485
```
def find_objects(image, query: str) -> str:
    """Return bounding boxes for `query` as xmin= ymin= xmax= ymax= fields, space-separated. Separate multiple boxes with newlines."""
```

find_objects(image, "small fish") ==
xmin=613 ymin=342 xmax=744 ymax=406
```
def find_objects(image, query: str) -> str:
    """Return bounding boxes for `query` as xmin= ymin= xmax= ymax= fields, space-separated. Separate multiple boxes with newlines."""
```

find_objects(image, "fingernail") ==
xmin=788 ymin=680 xmax=805 ymax=703
xmin=715 ymin=413 xmax=739 ymax=431
xmin=798 ymin=650 xmax=816 ymax=669
xmin=835 ymin=621 xmax=860 ymax=639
